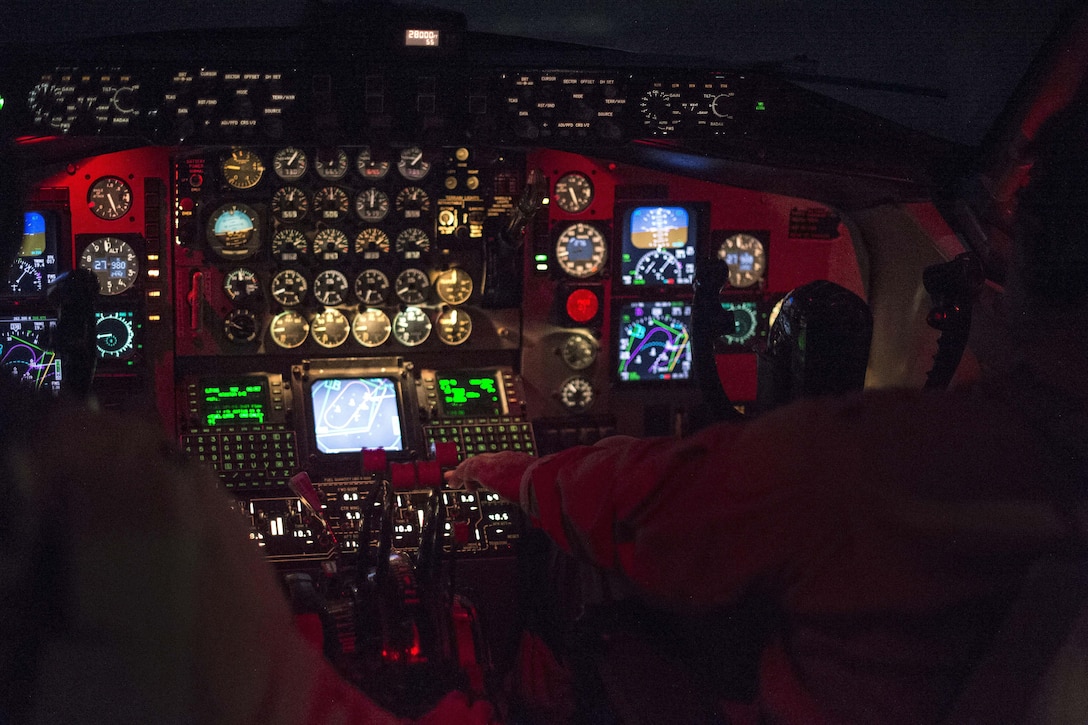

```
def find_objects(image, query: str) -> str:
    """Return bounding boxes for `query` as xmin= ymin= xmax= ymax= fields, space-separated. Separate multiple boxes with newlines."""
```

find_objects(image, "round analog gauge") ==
xmin=311 ymin=308 xmax=351 ymax=349
xmin=78 ymin=237 xmax=139 ymax=295
xmin=355 ymin=269 xmax=391 ymax=306
xmin=223 ymin=308 xmax=259 ymax=343
xmin=353 ymin=308 xmax=392 ymax=347
xmin=435 ymin=307 xmax=472 ymax=346
xmin=88 ymin=176 xmax=133 ymax=220
xmin=397 ymin=146 xmax=430 ymax=180
xmin=313 ymin=228 xmax=350 ymax=261
xmin=395 ymin=186 xmax=430 ymax=219
xmin=717 ymin=233 xmax=766 ymax=289
xmin=95 ymin=312 xmax=136 ymax=358
xmin=269 ymin=310 xmax=309 ymax=349
xmin=639 ymin=89 xmax=681 ymax=133
xmin=223 ymin=267 xmax=260 ymax=303
xmin=207 ymin=203 xmax=261 ymax=259
xmin=273 ymin=147 xmax=308 ymax=180
xmin=314 ymin=148 xmax=350 ymax=180
xmin=634 ymin=248 xmax=682 ymax=285
xmin=558 ymin=377 xmax=595 ymax=412
xmin=355 ymin=228 xmax=390 ymax=259
xmin=723 ymin=303 xmax=759 ymax=345
xmin=355 ymin=188 xmax=390 ymax=222
xmin=560 ymin=334 xmax=597 ymax=370
xmin=434 ymin=268 xmax=473 ymax=305
xmin=356 ymin=147 xmax=390 ymax=180
xmin=8 ymin=259 xmax=42 ymax=295
xmin=392 ymin=306 xmax=432 ymax=346
xmin=395 ymin=227 xmax=431 ymax=261
xmin=221 ymin=148 xmax=265 ymax=190
xmin=553 ymin=172 xmax=593 ymax=214
xmin=555 ymin=223 xmax=607 ymax=278
xmin=394 ymin=268 xmax=430 ymax=305
xmin=270 ymin=268 xmax=308 ymax=307
xmin=313 ymin=269 xmax=350 ymax=306
xmin=272 ymin=228 xmax=309 ymax=261
xmin=271 ymin=186 xmax=309 ymax=222
xmin=313 ymin=186 xmax=350 ymax=222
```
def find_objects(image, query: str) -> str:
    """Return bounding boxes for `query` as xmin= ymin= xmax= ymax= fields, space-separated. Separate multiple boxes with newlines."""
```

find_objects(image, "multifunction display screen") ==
xmin=619 ymin=206 xmax=697 ymax=287
xmin=310 ymin=377 xmax=403 ymax=454
xmin=0 ymin=316 xmax=61 ymax=393
xmin=616 ymin=300 xmax=693 ymax=382
xmin=199 ymin=377 xmax=270 ymax=426
xmin=5 ymin=212 xmax=59 ymax=299
xmin=435 ymin=372 xmax=505 ymax=417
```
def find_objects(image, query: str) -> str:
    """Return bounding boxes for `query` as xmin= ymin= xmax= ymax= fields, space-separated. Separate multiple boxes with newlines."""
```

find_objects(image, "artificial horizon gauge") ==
xmin=314 ymin=148 xmax=350 ymax=180
xmin=395 ymin=186 xmax=431 ymax=219
xmin=221 ymin=148 xmax=265 ymax=190
xmin=272 ymin=228 xmax=308 ymax=261
xmin=555 ymin=223 xmax=607 ymax=278
xmin=355 ymin=228 xmax=390 ymax=259
xmin=223 ymin=308 xmax=258 ymax=343
xmin=395 ymin=228 xmax=431 ymax=260
xmin=94 ymin=311 xmax=136 ymax=359
xmin=271 ymin=186 xmax=309 ymax=222
xmin=717 ymin=233 xmax=766 ymax=288
xmin=355 ymin=188 xmax=390 ymax=222
xmin=269 ymin=309 xmax=309 ymax=349
xmin=207 ymin=203 xmax=260 ymax=259
xmin=311 ymin=308 xmax=352 ymax=348
xmin=558 ymin=376 xmax=595 ymax=412
xmin=313 ymin=228 xmax=350 ymax=261
xmin=434 ymin=268 xmax=473 ymax=305
xmin=223 ymin=267 xmax=260 ymax=303
xmin=435 ymin=307 xmax=472 ymax=345
xmin=397 ymin=146 xmax=431 ymax=180
xmin=553 ymin=172 xmax=594 ymax=213
xmin=88 ymin=176 xmax=133 ymax=220
xmin=395 ymin=268 xmax=430 ymax=305
xmin=273 ymin=147 xmax=308 ymax=180
xmin=560 ymin=334 xmax=597 ymax=370
xmin=313 ymin=269 xmax=349 ymax=306
xmin=313 ymin=186 xmax=350 ymax=222
xmin=270 ymin=268 xmax=308 ymax=306
xmin=356 ymin=147 xmax=390 ymax=180
xmin=392 ymin=306 xmax=432 ymax=346
xmin=355 ymin=269 xmax=391 ymax=305
xmin=78 ymin=237 xmax=140 ymax=295
xmin=352 ymin=307 xmax=392 ymax=347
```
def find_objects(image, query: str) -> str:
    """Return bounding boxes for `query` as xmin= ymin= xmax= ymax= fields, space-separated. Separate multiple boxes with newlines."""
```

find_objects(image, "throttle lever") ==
xmin=289 ymin=471 xmax=337 ymax=544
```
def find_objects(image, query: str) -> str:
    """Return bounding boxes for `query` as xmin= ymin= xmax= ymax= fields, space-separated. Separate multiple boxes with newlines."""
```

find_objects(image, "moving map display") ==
xmin=616 ymin=301 xmax=692 ymax=382
xmin=310 ymin=377 xmax=404 ymax=453
xmin=0 ymin=316 xmax=61 ymax=392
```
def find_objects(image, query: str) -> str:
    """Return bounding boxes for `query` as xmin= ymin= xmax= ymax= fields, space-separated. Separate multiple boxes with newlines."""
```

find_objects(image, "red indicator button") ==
xmin=565 ymin=288 xmax=599 ymax=323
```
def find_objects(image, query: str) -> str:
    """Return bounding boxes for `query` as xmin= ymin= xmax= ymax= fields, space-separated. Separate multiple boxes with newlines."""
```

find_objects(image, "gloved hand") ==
xmin=443 ymin=451 xmax=536 ymax=503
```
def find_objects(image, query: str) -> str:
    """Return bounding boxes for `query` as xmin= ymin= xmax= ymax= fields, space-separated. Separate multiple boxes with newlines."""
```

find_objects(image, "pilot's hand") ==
xmin=444 ymin=450 xmax=535 ymax=502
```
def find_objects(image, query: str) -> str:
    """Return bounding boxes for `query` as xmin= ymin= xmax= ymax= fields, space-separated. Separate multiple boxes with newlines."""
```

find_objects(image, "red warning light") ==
xmin=565 ymin=288 xmax=599 ymax=323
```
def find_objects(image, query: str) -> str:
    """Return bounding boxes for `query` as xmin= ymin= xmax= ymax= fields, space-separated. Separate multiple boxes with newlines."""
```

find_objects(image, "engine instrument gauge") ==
xmin=560 ymin=334 xmax=597 ymax=370
xmin=355 ymin=228 xmax=391 ymax=260
xmin=88 ymin=176 xmax=133 ymax=220
xmin=394 ymin=187 xmax=431 ymax=219
xmin=355 ymin=188 xmax=390 ymax=222
xmin=555 ymin=223 xmax=606 ymax=278
xmin=223 ymin=308 xmax=258 ymax=343
xmin=78 ymin=236 xmax=140 ymax=295
xmin=558 ymin=376 xmax=595 ymax=412
xmin=270 ymin=269 xmax=308 ymax=307
xmin=435 ymin=307 xmax=472 ymax=345
xmin=271 ymin=186 xmax=309 ymax=222
xmin=269 ymin=310 xmax=309 ymax=349
xmin=395 ymin=228 xmax=431 ymax=261
xmin=717 ymin=233 xmax=766 ymax=288
xmin=392 ymin=306 xmax=432 ymax=346
xmin=395 ymin=268 xmax=430 ymax=305
xmin=314 ymin=148 xmax=349 ymax=180
xmin=553 ymin=172 xmax=593 ymax=214
xmin=208 ymin=203 xmax=261 ymax=259
xmin=356 ymin=147 xmax=390 ymax=180
xmin=434 ymin=268 xmax=473 ymax=305
xmin=355 ymin=269 xmax=391 ymax=306
xmin=313 ymin=228 xmax=350 ymax=262
xmin=95 ymin=311 xmax=137 ymax=358
xmin=313 ymin=269 xmax=349 ymax=306
xmin=397 ymin=146 xmax=431 ymax=180
xmin=352 ymin=308 xmax=392 ymax=347
xmin=313 ymin=186 xmax=350 ymax=222
xmin=273 ymin=147 xmax=308 ymax=180
xmin=311 ymin=308 xmax=351 ymax=349
xmin=223 ymin=267 xmax=260 ymax=303
xmin=272 ymin=228 xmax=308 ymax=261
xmin=221 ymin=148 xmax=265 ymax=189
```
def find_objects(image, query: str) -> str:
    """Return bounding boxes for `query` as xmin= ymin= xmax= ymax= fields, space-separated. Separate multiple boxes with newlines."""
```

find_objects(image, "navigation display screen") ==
xmin=199 ymin=377 xmax=270 ymax=427
xmin=0 ymin=316 xmax=61 ymax=392
xmin=310 ymin=377 xmax=404 ymax=454
xmin=435 ymin=372 xmax=505 ymax=417
xmin=616 ymin=300 xmax=693 ymax=382
xmin=619 ymin=206 xmax=697 ymax=287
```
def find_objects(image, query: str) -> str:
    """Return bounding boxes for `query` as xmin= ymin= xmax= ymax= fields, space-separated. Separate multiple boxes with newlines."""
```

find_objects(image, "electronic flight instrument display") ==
xmin=5 ymin=212 xmax=59 ymax=299
xmin=619 ymin=206 xmax=697 ymax=287
xmin=0 ymin=316 xmax=61 ymax=393
xmin=616 ymin=300 xmax=693 ymax=382
xmin=309 ymin=377 xmax=404 ymax=454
